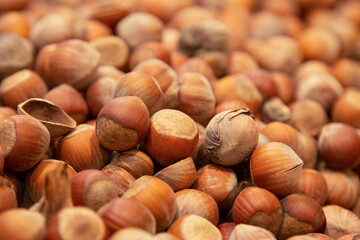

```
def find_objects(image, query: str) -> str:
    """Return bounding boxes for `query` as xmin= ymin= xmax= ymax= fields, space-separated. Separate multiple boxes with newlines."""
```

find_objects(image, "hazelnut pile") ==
xmin=0 ymin=0 xmax=360 ymax=239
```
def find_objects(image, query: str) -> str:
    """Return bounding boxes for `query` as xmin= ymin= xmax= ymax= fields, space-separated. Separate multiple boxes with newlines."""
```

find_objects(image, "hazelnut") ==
xmin=144 ymin=109 xmax=198 ymax=167
xmin=271 ymin=72 xmax=296 ymax=104
xmin=289 ymin=99 xmax=329 ymax=137
xmin=0 ymin=209 xmax=45 ymax=240
xmin=321 ymin=169 xmax=359 ymax=209
xmin=228 ymin=51 xmax=259 ymax=75
xmin=0 ymin=115 xmax=51 ymax=171
xmin=244 ymin=36 xmax=302 ymax=73
xmin=0 ymin=186 xmax=17 ymax=213
xmin=250 ymin=142 xmax=303 ymax=197
xmin=248 ymin=11 xmax=287 ymax=39
xmin=318 ymin=123 xmax=360 ymax=169
xmin=168 ymin=6 xmax=216 ymax=30
xmin=41 ymin=39 xmax=100 ymax=90
xmin=178 ymin=20 xmax=229 ymax=57
xmin=134 ymin=0 xmax=193 ymax=22
xmin=75 ymin=19 xmax=112 ymax=42
xmin=116 ymin=12 xmax=164 ymax=49
xmin=332 ymin=58 xmax=360 ymax=88
xmin=0 ymin=11 xmax=29 ymax=38
xmin=218 ymin=222 xmax=236 ymax=240
xmin=176 ymin=72 xmax=216 ymax=124
xmin=176 ymin=57 xmax=217 ymax=88
xmin=277 ymin=193 xmax=326 ymax=239
xmin=261 ymin=97 xmax=292 ymax=123
xmin=26 ymin=159 xmax=76 ymax=202
xmin=174 ymin=188 xmax=219 ymax=226
xmin=90 ymin=36 xmax=129 ymax=70
xmin=85 ymin=76 xmax=118 ymax=118
xmin=296 ymin=72 xmax=344 ymax=111
xmin=112 ymin=71 xmax=166 ymax=116
xmin=30 ymin=13 xmax=73 ymax=49
xmin=193 ymin=163 xmax=239 ymax=211
xmin=58 ymin=124 xmax=111 ymax=171
xmin=17 ymin=98 xmax=77 ymax=138
xmin=128 ymin=41 xmax=170 ymax=70
xmin=133 ymin=59 xmax=179 ymax=109
xmin=214 ymin=74 xmax=263 ymax=113
xmin=331 ymin=88 xmax=360 ymax=128
xmin=97 ymin=197 xmax=156 ymax=234
xmin=229 ymin=224 xmax=277 ymax=240
xmin=70 ymin=169 xmax=118 ymax=211
xmin=0 ymin=70 xmax=48 ymax=109
xmin=109 ymin=228 xmax=154 ymax=240
xmin=102 ymin=165 xmax=135 ymax=196
xmin=96 ymin=96 xmax=150 ymax=151
xmin=215 ymin=100 xmax=249 ymax=115
xmin=232 ymin=186 xmax=283 ymax=234
xmin=110 ymin=150 xmax=154 ymax=179
xmin=155 ymin=157 xmax=197 ymax=191
xmin=244 ymin=69 xmax=278 ymax=100
xmin=84 ymin=0 xmax=132 ymax=30
xmin=323 ymin=205 xmax=360 ymax=239
xmin=297 ymin=27 xmax=341 ymax=64
xmin=297 ymin=169 xmax=328 ymax=205
xmin=196 ymin=50 xmax=229 ymax=78
xmin=0 ymin=33 xmax=34 ymax=78
xmin=44 ymin=84 xmax=89 ymax=124
xmin=0 ymin=107 xmax=16 ymax=124
xmin=168 ymin=215 xmax=222 ymax=240
xmin=47 ymin=206 xmax=108 ymax=240
xmin=204 ymin=109 xmax=259 ymax=166
xmin=123 ymin=175 xmax=177 ymax=231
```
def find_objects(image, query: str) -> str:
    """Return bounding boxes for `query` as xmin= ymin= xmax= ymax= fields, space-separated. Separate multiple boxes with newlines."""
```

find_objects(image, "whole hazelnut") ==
xmin=96 ymin=96 xmax=149 ymax=151
xmin=204 ymin=109 xmax=259 ymax=166
xmin=250 ymin=142 xmax=303 ymax=197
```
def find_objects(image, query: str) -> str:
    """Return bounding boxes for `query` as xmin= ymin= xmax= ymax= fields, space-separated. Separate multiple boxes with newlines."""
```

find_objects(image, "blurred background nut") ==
xmin=0 ymin=33 xmax=34 ymax=79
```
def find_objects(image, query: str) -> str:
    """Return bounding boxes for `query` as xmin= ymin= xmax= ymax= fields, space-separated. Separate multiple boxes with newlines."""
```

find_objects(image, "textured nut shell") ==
xmin=113 ymin=71 xmax=165 ymax=116
xmin=204 ymin=109 xmax=259 ymax=166
xmin=214 ymin=74 xmax=263 ymax=113
xmin=193 ymin=163 xmax=238 ymax=211
xmin=331 ymin=88 xmax=360 ymax=128
xmin=17 ymin=98 xmax=77 ymax=138
xmin=144 ymin=109 xmax=198 ymax=166
xmin=103 ymin=166 xmax=135 ymax=196
xmin=168 ymin=215 xmax=222 ymax=240
xmin=176 ymin=72 xmax=216 ymax=124
xmin=174 ymin=189 xmax=219 ymax=226
xmin=232 ymin=186 xmax=283 ymax=234
xmin=97 ymin=198 xmax=156 ymax=234
xmin=47 ymin=206 xmax=107 ymax=240
xmin=123 ymin=175 xmax=177 ymax=231
xmin=278 ymin=194 xmax=326 ymax=239
xmin=250 ymin=142 xmax=303 ymax=197
xmin=297 ymin=169 xmax=328 ymax=205
xmin=229 ymin=224 xmax=277 ymax=240
xmin=0 ymin=69 xmax=48 ymax=109
xmin=111 ymin=150 xmax=154 ymax=179
xmin=48 ymin=39 xmax=100 ymax=90
xmin=321 ymin=169 xmax=359 ymax=209
xmin=0 ymin=209 xmax=45 ymax=240
xmin=155 ymin=157 xmax=196 ymax=191
xmin=109 ymin=228 xmax=154 ymax=240
xmin=44 ymin=84 xmax=89 ymax=124
xmin=323 ymin=205 xmax=360 ymax=239
xmin=0 ymin=115 xmax=51 ymax=171
xmin=26 ymin=159 xmax=76 ymax=202
xmin=96 ymin=96 xmax=149 ymax=151
xmin=0 ymin=186 xmax=17 ymax=212
xmin=58 ymin=124 xmax=111 ymax=171
xmin=71 ymin=169 xmax=118 ymax=210
xmin=86 ymin=76 xmax=118 ymax=118
xmin=318 ymin=123 xmax=360 ymax=169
